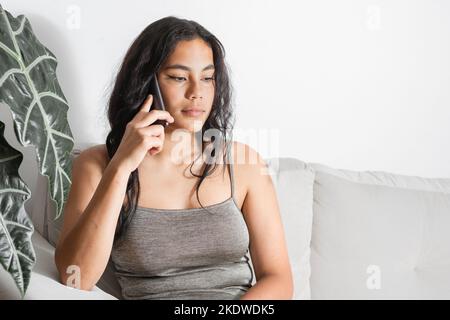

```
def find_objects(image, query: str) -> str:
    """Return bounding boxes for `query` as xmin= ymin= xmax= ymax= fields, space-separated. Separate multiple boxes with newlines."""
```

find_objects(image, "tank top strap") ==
xmin=226 ymin=142 xmax=235 ymax=199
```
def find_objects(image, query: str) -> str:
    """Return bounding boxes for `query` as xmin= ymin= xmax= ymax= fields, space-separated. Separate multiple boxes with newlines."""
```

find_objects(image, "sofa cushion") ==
xmin=265 ymin=157 xmax=315 ymax=299
xmin=309 ymin=162 xmax=450 ymax=299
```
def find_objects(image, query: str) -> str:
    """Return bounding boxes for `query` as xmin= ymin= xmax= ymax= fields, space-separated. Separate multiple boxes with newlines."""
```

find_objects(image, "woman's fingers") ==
xmin=135 ymin=110 xmax=174 ymax=128
xmin=141 ymin=94 xmax=153 ymax=112
xmin=139 ymin=123 xmax=165 ymax=138
xmin=146 ymin=136 xmax=164 ymax=155
xmin=129 ymin=94 xmax=174 ymax=128
xmin=130 ymin=95 xmax=153 ymax=124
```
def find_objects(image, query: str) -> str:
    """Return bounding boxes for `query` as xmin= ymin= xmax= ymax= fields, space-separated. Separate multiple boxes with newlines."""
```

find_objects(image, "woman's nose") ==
xmin=186 ymin=80 xmax=203 ymax=100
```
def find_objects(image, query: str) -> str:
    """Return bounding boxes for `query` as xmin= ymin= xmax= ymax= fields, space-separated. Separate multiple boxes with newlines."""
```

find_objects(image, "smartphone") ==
xmin=148 ymin=73 xmax=169 ymax=127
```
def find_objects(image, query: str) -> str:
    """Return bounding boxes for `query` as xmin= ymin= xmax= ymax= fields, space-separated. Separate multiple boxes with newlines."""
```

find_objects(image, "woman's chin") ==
xmin=170 ymin=119 xmax=204 ymax=133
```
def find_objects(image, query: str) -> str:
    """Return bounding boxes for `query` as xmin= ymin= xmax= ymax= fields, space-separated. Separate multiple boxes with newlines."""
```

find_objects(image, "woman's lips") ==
xmin=181 ymin=109 xmax=205 ymax=117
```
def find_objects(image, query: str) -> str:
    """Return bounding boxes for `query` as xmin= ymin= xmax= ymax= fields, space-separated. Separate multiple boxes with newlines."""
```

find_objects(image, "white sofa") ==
xmin=1 ymin=142 xmax=449 ymax=300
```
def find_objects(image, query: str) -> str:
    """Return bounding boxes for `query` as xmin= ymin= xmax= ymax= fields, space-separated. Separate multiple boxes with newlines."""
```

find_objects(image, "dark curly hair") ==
xmin=105 ymin=16 xmax=234 ymax=243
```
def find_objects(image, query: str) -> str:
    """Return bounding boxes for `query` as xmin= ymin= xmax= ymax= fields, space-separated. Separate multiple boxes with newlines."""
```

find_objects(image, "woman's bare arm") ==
xmin=54 ymin=146 xmax=129 ymax=291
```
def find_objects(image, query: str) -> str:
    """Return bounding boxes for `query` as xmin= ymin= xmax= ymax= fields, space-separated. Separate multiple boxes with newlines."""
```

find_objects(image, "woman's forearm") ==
xmin=239 ymin=274 xmax=294 ymax=300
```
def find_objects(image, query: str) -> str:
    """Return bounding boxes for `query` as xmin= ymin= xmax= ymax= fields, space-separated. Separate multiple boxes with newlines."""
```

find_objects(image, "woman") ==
xmin=55 ymin=16 xmax=293 ymax=300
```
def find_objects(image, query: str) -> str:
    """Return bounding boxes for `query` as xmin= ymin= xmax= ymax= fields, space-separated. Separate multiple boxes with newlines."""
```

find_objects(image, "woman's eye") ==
xmin=168 ymin=75 xmax=214 ymax=82
xmin=169 ymin=76 xmax=186 ymax=82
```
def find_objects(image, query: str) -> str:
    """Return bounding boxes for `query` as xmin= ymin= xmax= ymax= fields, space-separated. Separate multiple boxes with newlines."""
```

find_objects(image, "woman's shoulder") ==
xmin=74 ymin=143 xmax=109 ymax=174
xmin=228 ymin=141 xmax=272 ymax=206
xmin=229 ymin=141 xmax=266 ymax=167
xmin=229 ymin=141 xmax=269 ymax=187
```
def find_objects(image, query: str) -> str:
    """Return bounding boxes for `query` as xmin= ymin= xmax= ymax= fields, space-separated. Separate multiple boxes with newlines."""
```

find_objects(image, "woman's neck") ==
xmin=149 ymin=126 xmax=204 ymax=167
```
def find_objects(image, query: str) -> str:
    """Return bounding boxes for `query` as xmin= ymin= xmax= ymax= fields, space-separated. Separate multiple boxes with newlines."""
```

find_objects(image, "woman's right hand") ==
xmin=110 ymin=94 xmax=175 ymax=174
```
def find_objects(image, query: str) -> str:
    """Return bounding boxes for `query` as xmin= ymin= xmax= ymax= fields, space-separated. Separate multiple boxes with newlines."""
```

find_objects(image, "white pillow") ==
xmin=265 ymin=158 xmax=315 ymax=299
xmin=309 ymin=162 xmax=450 ymax=299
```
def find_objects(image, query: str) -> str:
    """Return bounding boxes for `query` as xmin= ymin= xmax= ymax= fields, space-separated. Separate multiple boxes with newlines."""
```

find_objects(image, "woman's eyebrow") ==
xmin=163 ymin=64 xmax=215 ymax=71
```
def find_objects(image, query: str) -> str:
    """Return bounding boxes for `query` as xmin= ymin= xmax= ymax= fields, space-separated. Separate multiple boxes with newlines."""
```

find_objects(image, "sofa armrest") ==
xmin=0 ymin=230 xmax=117 ymax=300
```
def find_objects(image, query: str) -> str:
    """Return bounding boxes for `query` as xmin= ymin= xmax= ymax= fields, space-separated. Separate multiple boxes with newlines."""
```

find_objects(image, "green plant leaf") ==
xmin=0 ymin=5 xmax=74 ymax=220
xmin=0 ymin=120 xmax=36 ymax=298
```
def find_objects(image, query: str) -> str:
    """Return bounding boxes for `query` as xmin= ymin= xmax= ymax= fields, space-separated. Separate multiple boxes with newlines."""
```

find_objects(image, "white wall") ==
xmin=2 ymin=0 xmax=449 ymax=212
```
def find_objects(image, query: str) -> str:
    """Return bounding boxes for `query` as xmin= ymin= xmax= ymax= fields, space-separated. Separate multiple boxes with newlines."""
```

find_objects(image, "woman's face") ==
xmin=157 ymin=38 xmax=215 ymax=133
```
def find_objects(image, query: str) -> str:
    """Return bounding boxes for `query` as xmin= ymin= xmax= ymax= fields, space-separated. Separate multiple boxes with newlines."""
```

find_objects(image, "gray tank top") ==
xmin=110 ymin=146 xmax=254 ymax=300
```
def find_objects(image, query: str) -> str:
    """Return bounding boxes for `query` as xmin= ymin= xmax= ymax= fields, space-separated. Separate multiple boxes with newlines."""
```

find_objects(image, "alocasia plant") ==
xmin=0 ymin=5 xmax=74 ymax=297
xmin=0 ymin=120 xmax=35 ymax=297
